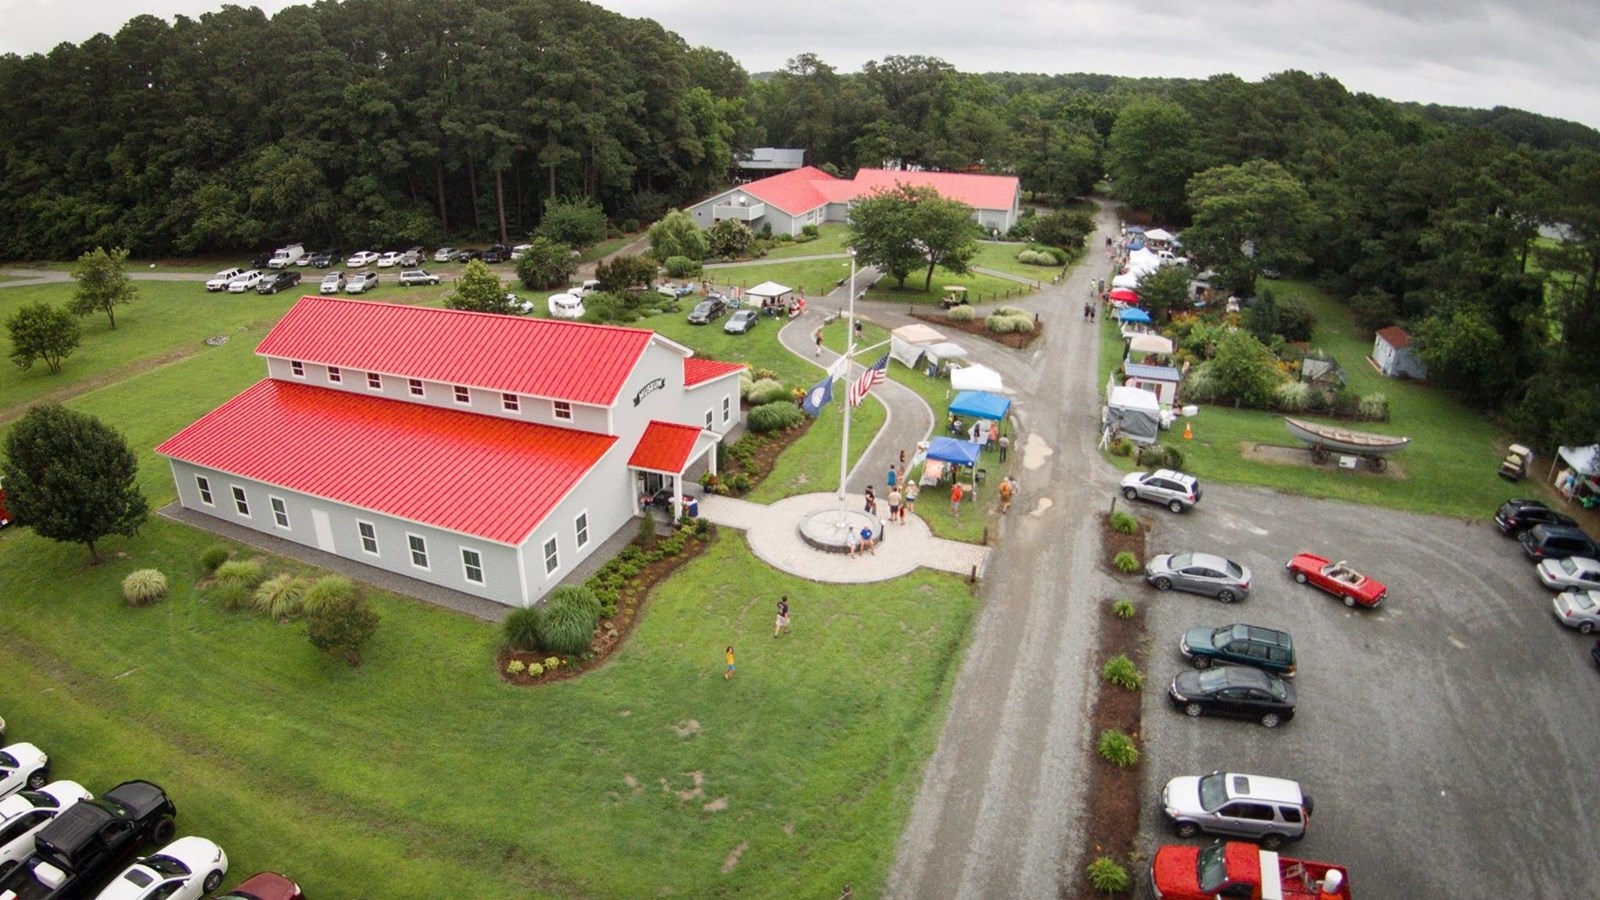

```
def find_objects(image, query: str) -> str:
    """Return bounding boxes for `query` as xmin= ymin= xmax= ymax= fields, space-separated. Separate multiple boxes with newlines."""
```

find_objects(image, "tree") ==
xmin=1208 ymin=330 xmax=1283 ymax=408
xmin=1029 ymin=209 xmax=1094 ymax=251
xmin=444 ymin=259 xmax=515 ymax=314
xmin=1134 ymin=265 xmax=1190 ymax=324
xmin=306 ymin=592 xmax=379 ymax=667
xmin=536 ymin=196 xmax=608 ymax=249
xmin=7 ymin=302 xmax=81 ymax=373
xmin=1245 ymin=289 xmax=1281 ymax=343
xmin=1414 ymin=304 xmax=1506 ymax=405
xmin=594 ymin=255 xmax=659 ymax=295
xmin=1 ymin=404 xmax=148 ymax=562
xmin=706 ymin=218 xmax=755 ymax=258
xmin=1183 ymin=160 xmax=1317 ymax=296
xmin=69 ymin=246 xmax=138 ymax=330
xmin=1106 ymin=98 xmax=1196 ymax=222
xmin=914 ymin=193 xmax=978 ymax=291
xmin=848 ymin=183 xmax=975 ymax=291
xmin=646 ymin=209 xmax=709 ymax=261
xmin=514 ymin=237 xmax=579 ymax=291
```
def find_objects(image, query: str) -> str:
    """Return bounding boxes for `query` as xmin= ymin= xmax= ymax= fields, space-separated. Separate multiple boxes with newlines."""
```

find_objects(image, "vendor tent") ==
xmin=927 ymin=437 xmax=982 ymax=466
xmin=925 ymin=342 xmax=969 ymax=364
xmin=1558 ymin=444 xmax=1600 ymax=476
xmin=950 ymin=391 xmax=1011 ymax=422
xmin=1127 ymin=247 xmax=1163 ymax=275
xmin=1105 ymin=385 xmax=1162 ymax=445
xmin=1108 ymin=288 xmax=1140 ymax=303
xmin=889 ymin=323 xmax=947 ymax=369
xmin=1128 ymin=333 xmax=1174 ymax=355
xmin=950 ymin=363 xmax=1005 ymax=393
xmin=1112 ymin=273 xmax=1141 ymax=290
xmin=745 ymin=281 xmax=792 ymax=301
xmin=1145 ymin=227 xmax=1174 ymax=242
xmin=1125 ymin=225 xmax=1146 ymax=234
xmin=1117 ymin=307 xmax=1152 ymax=324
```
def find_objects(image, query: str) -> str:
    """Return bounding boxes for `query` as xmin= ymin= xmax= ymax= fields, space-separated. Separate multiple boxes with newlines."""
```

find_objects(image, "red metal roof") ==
xmin=255 ymin=297 xmax=657 ymax=407
xmin=627 ymin=421 xmax=705 ymax=473
xmin=1375 ymin=326 xmax=1411 ymax=349
xmin=852 ymin=169 xmax=1019 ymax=211
xmin=742 ymin=166 xmax=842 ymax=215
xmin=683 ymin=358 xmax=747 ymax=387
xmin=156 ymin=380 xmax=616 ymax=544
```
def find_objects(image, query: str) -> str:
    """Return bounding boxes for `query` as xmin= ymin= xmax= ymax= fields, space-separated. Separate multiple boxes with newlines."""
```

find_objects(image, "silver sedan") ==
xmin=1146 ymin=552 xmax=1253 ymax=603
xmin=1552 ymin=590 xmax=1600 ymax=634
xmin=1537 ymin=556 xmax=1600 ymax=592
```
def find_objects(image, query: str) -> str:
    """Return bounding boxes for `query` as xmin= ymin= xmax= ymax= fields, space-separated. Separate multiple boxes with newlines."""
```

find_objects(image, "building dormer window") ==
xmin=291 ymin=361 xmax=305 ymax=378
xmin=454 ymin=385 xmax=470 ymax=405
xmin=502 ymin=393 xmax=520 ymax=412
xmin=328 ymin=366 xmax=342 ymax=384
xmin=408 ymin=378 xmax=424 ymax=397
xmin=367 ymin=372 xmax=382 ymax=391
xmin=553 ymin=400 xmax=572 ymax=421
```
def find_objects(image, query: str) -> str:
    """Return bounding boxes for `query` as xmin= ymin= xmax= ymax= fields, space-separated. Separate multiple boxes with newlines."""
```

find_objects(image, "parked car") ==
xmin=1146 ymin=552 xmax=1252 ymax=603
xmin=1161 ymin=771 xmax=1312 ymax=849
xmin=204 ymin=268 xmax=243 ymax=292
xmin=345 ymin=250 xmax=380 ymax=267
xmin=374 ymin=251 xmax=403 ymax=268
xmin=0 ymin=743 xmax=48 ymax=801
xmin=345 ymin=271 xmax=379 ymax=294
xmin=399 ymin=246 xmax=424 ymax=267
xmin=250 ymin=253 xmax=273 ymax=270
xmin=1120 ymin=468 xmax=1202 ymax=513
xmin=0 ymin=780 xmax=95 ymax=872
xmin=573 ymin=279 xmax=601 ymax=296
xmin=1284 ymin=553 xmax=1387 ymax=608
xmin=1552 ymin=590 xmax=1600 ymax=634
xmin=433 ymin=247 xmax=457 ymax=263
xmin=450 ymin=248 xmax=483 ymax=263
xmin=226 ymin=270 xmax=264 ymax=293
xmin=1520 ymin=524 xmax=1600 ymax=561
xmin=0 ymin=780 xmax=176 ymax=899
xmin=318 ymin=271 xmax=347 ymax=293
xmin=1495 ymin=499 xmax=1577 ymax=536
xmin=687 ymin=296 xmax=727 ymax=325
xmin=510 ymin=243 xmax=534 ymax=260
xmin=216 ymin=872 xmax=305 ymax=900
xmin=659 ymin=282 xmax=695 ymax=298
xmin=256 ymin=270 xmax=301 ymax=295
xmin=398 ymin=269 xmax=440 ymax=286
xmin=483 ymin=243 xmax=512 ymax=263
xmin=1538 ymin=556 xmax=1600 ymax=592
xmin=1180 ymin=624 xmax=1296 ymax=676
xmin=546 ymin=292 xmax=585 ymax=319
xmin=95 ymin=835 xmax=228 ymax=900
xmin=723 ymin=309 xmax=760 ymax=334
xmin=1168 ymin=666 xmax=1296 ymax=728
xmin=308 ymin=248 xmax=340 ymax=268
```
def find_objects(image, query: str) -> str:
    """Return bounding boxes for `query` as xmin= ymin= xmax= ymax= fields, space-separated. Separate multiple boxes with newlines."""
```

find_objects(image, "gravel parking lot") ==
xmin=1134 ymin=483 xmax=1600 ymax=898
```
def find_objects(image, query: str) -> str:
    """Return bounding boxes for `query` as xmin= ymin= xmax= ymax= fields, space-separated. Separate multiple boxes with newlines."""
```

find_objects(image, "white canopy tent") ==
xmin=1111 ymin=272 xmax=1142 ymax=290
xmin=1128 ymin=333 xmax=1174 ymax=355
xmin=745 ymin=281 xmax=793 ymax=301
xmin=925 ymin=342 xmax=969 ymax=364
xmin=950 ymin=363 xmax=1005 ymax=393
xmin=889 ymin=323 xmax=948 ymax=369
xmin=1127 ymin=247 xmax=1163 ymax=276
xmin=1144 ymin=227 xmax=1174 ymax=242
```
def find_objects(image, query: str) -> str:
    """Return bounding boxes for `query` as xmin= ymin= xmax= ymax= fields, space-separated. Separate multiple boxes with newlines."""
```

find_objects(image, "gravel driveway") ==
xmin=1136 ymin=483 xmax=1600 ymax=898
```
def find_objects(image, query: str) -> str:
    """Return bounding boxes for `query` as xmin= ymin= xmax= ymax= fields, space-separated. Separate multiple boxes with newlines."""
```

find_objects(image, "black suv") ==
xmin=1520 ymin=524 xmax=1600 ymax=561
xmin=686 ymin=296 xmax=728 ymax=325
xmin=1495 ymin=499 xmax=1577 ymax=535
xmin=309 ymin=248 xmax=340 ymax=268
xmin=1180 ymin=624 xmax=1296 ymax=677
xmin=483 ymin=243 xmax=513 ymax=263
xmin=257 ymin=270 xmax=302 ymax=294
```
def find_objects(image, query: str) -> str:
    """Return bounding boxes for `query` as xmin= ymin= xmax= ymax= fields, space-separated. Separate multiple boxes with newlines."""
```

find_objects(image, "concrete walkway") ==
xmin=698 ymin=492 xmax=988 ymax=583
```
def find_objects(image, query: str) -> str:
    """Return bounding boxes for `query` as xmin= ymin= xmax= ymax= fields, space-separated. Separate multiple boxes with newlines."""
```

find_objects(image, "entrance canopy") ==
xmin=950 ymin=391 xmax=1011 ymax=422
xmin=745 ymin=281 xmax=792 ymax=300
xmin=950 ymin=362 xmax=1004 ymax=393
xmin=926 ymin=437 xmax=982 ymax=467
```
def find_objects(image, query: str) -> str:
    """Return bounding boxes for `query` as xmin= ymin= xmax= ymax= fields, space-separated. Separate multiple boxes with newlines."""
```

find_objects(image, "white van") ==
xmin=547 ymin=292 xmax=585 ymax=319
xmin=574 ymin=279 xmax=601 ymax=297
xmin=268 ymin=243 xmax=306 ymax=268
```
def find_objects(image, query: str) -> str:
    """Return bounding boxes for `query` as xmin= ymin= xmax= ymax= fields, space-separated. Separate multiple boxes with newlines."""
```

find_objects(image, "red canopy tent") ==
xmin=1107 ymin=288 xmax=1140 ymax=303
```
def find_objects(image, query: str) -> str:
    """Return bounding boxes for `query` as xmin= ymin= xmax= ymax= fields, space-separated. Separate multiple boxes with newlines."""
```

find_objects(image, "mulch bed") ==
xmin=1101 ymin=510 xmax=1149 ymax=571
xmin=909 ymin=310 xmax=1044 ymax=350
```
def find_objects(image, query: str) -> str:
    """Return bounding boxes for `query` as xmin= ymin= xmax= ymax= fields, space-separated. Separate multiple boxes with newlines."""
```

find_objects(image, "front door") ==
xmin=311 ymin=509 xmax=336 ymax=553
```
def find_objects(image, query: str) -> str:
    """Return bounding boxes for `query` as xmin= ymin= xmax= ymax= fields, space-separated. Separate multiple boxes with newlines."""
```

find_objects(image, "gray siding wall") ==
xmin=516 ymin=442 xmax=638 ymax=605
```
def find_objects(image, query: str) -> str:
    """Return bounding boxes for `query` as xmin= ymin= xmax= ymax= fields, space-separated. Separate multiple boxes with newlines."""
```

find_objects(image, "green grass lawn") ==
xmin=970 ymin=241 xmax=1064 ymax=281
xmin=760 ymin=224 xmax=852 ymax=260
xmin=705 ymin=258 xmax=858 ymax=299
xmin=1108 ymin=281 xmax=1533 ymax=518
xmin=578 ymin=233 xmax=640 ymax=264
xmin=864 ymin=266 xmax=1035 ymax=308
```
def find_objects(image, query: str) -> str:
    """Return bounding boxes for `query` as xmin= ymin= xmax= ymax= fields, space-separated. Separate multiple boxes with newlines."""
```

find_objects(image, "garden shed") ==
xmin=1372 ymin=327 xmax=1426 ymax=379
xmin=1299 ymin=355 xmax=1344 ymax=389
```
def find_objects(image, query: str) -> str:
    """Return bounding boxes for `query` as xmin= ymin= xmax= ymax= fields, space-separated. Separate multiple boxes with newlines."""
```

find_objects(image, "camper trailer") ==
xmin=547 ymin=292 xmax=586 ymax=319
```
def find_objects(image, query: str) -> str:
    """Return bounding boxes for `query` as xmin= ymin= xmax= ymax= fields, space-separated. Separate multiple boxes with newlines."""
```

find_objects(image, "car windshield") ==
xmin=1223 ymin=561 xmax=1244 ymax=579
xmin=1265 ymin=677 xmax=1288 ymax=700
xmin=1196 ymin=841 xmax=1229 ymax=891
xmin=1559 ymin=558 xmax=1579 ymax=575
xmin=16 ymin=790 xmax=58 ymax=809
xmin=1573 ymin=592 xmax=1598 ymax=612
xmin=1197 ymin=773 xmax=1227 ymax=811
xmin=142 ymin=854 xmax=192 ymax=877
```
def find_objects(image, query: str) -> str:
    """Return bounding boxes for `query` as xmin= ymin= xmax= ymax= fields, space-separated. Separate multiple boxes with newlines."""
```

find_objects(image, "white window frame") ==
xmin=195 ymin=475 xmax=214 ymax=506
xmin=461 ymin=548 xmax=485 ymax=585
xmin=543 ymin=536 xmax=559 ymax=576
xmin=269 ymin=496 xmax=290 ymax=529
xmin=502 ymin=392 xmax=520 ymax=412
xmin=407 ymin=533 xmax=430 ymax=570
xmin=328 ymin=366 xmax=342 ymax=384
xmin=367 ymin=372 xmax=382 ymax=391
xmin=357 ymin=521 xmax=379 ymax=556
xmin=575 ymin=511 xmax=589 ymax=548
xmin=722 ymin=395 xmax=731 ymax=424
xmin=291 ymin=360 xmax=305 ymax=378
xmin=408 ymin=378 xmax=424 ymax=397
xmin=552 ymin=400 xmax=572 ymax=420
xmin=453 ymin=385 xmax=470 ymax=405
xmin=231 ymin=485 xmax=250 ymax=517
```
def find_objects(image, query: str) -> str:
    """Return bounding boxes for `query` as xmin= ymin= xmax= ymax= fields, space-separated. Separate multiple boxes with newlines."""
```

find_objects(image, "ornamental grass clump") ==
xmin=1097 ymin=728 xmax=1139 ymax=768
xmin=1086 ymin=856 xmax=1131 ymax=893
xmin=503 ymin=606 xmax=543 ymax=652
xmin=213 ymin=559 xmax=264 ymax=591
xmin=1113 ymin=551 xmax=1140 ymax=573
xmin=199 ymin=545 xmax=232 ymax=574
xmin=253 ymin=573 xmax=310 ymax=620
xmin=1101 ymin=654 xmax=1144 ymax=691
xmin=1112 ymin=599 xmax=1136 ymax=620
xmin=1110 ymin=511 xmax=1139 ymax=534
xmin=742 ymin=378 xmax=788 ymax=405
xmin=121 ymin=569 xmax=168 ymax=607
xmin=747 ymin=401 xmax=804 ymax=433
xmin=536 ymin=590 xmax=600 ymax=655
xmin=302 ymin=576 xmax=355 ymax=615
xmin=945 ymin=304 xmax=976 ymax=322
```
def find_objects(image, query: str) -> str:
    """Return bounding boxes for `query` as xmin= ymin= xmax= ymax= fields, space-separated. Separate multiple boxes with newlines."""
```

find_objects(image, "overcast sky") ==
xmin=2 ymin=0 xmax=1596 ymax=128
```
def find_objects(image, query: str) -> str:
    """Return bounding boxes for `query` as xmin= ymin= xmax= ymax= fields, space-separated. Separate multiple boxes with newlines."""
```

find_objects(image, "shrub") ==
xmin=536 ymin=594 xmax=599 ymax=655
xmin=1110 ymin=511 xmax=1139 ymax=534
xmin=1331 ymin=384 xmax=1360 ymax=417
xmin=728 ymin=472 xmax=750 ymax=492
xmin=1087 ymin=856 xmax=1132 ymax=894
xmin=945 ymin=304 xmax=976 ymax=322
xmin=1101 ymin=654 xmax=1144 ymax=691
xmin=748 ymin=401 xmax=804 ymax=433
xmin=213 ymin=560 xmax=264 ymax=590
xmin=985 ymin=313 xmax=1034 ymax=334
xmin=503 ymin=606 xmax=543 ymax=651
xmin=302 ymin=576 xmax=355 ymax=615
xmin=306 ymin=593 xmax=379 ymax=666
xmin=743 ymin=377 xmax=788 ymax=405
xmin=1113 ymin=551 xmax=1140 ymax=573
xmin=995 ymin=306 xmax=1028 ymax=317
xmin=253 ymin=573 xmax=309 ymax=620
xmin=1275 ymin=380 xmax=1312 ymax=412
xmin=1015 ymin=249 xmax=1056 ymax=266
xmin=527 ymin=662 xmax=545 ymax=677
xmin=506 ymin=659 xmax=526 ymax=675
xmin=1097 ymin=729 xmax=1140 ymax=768
xmin=121 ymin=569 xmax=168 ymax=607
xmin=1277 ymin=295 xmax=1318 ymax=342
xmin=801 ymin=224 xmax=820 ymax=237
xmin=1359 ymin=392 xmax=1389 ymax=421
xmin=1108 ymin=437 xmax=1133 ymax=457
xmin=546 ymin=585 xmax=602 ymax=623
xmin=212 ymin=582 xmax=249 ymax=611
xmin=199 ymin=545 xmax=232 ymax=573
xmin=663 ymin=255 xmax=700 ymax=278
xmin=636 ymin=516 xmax=657 ymax=545
xmin=544 ymin=656 xmax=562 ymax=669
xmin=1112 ymin=599 xmax=1136 ymax=619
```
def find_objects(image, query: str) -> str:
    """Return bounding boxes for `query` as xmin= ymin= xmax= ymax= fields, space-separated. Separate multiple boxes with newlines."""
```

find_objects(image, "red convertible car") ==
xmin=1285 ymin=553 xmax=1387 ymax=607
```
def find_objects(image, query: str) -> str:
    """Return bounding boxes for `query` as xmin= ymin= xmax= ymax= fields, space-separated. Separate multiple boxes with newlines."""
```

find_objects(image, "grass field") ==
xmin=969 ymin=241 xmax=1064 ymax=281
xmin=760 ymin=224 xmax=852 ymax=259
xmin=1103 ymin=281 xmax=1533 ymax=519
xmin=704 ymin=258 xmax=857 ymax=299
xmin=864 ymin=265 xmax=1035 ymax=308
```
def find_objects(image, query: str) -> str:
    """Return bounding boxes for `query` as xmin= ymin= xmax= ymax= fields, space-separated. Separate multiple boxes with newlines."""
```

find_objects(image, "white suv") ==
xmin=205 ymin=268 xmax=243 ymax=292
xmin=227 ymin=270 xmax=264 ymax=293
xmin=1162 ymin=772 xmax=1311 ymax=849
xmin=1120 ymin=468 xmax=1201 ymax=513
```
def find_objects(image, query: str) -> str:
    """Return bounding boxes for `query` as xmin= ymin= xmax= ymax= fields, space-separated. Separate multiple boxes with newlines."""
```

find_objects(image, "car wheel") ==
xmin=1342 ymin=595 xmax=1357 ymax=608
xmin=1217 ymin=590 xmax=1237 ymax=604
xmin=151 ymin=814 xmax=176 ymax=845
xmin=1153 ymin=577 xmax=1172 ymax=591
xmin=1259 ymin=712 xmax=1282 ymax=728
xmin=1184 ymin=702 xmax=1204 ymax=718
xmin=1293 ymin=571 xmax=1308 ymax=584
xmin=1581 ymin=621 xmax=1596 ymax=635
xmin=1123 ymin=487 xmax=1138 ymax=501
xmin=1191 ymin=656 xmax=1212 ymax=669
xmin=1260 ymin=833 xmax=1286 ymax=850
xmin=25 ymin=769 xmax=47 ymax=789
xmin=203 ymin=870 xmax=224 ymax=893
xmin=1174 ymin=821 xmax=1200 ymax=838
xmin=1168 ymin=499 xmax=1185 ymax=514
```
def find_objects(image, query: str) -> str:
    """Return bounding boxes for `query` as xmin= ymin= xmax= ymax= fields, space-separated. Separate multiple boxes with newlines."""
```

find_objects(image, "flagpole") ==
xmin=838 ymin=249 xmax=856 ymax=515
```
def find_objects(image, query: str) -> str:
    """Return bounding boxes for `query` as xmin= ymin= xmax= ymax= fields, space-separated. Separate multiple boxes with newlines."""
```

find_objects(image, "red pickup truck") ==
xmin=1152 ymin=840 xmax=1350 ymax=900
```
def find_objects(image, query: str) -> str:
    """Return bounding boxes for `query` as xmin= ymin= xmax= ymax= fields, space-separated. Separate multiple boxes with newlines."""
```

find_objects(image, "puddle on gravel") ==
xmin=1021 ymin=432 xmax=1053 ymax=470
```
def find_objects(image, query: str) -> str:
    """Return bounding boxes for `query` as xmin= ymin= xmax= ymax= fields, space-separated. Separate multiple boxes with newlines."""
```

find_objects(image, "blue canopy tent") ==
xmin=1128 ymin=239 xmax=1145 ymax=251
xmin=920 ymin=437 xmax=985 ymax=490
xmin=1125 ymin=225 xmax=1146 ymax=234
xmin=1117 ymin=307 xmax=1153 ymax=324
xmin=949 ymin=391 xmax=1011 ymax=423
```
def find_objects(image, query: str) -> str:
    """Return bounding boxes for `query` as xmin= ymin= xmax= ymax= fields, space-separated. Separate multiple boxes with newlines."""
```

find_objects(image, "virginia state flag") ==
xmin=801 ymin=371 xmax=835 ymax=417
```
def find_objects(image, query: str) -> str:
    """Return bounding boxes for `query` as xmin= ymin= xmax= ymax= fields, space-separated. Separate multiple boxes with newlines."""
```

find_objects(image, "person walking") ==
xmin=864 ymin=485 xmax=877 ymax=515
xmin=902 ymin=482 xmax=917 ymax=522
xmin=888 ymin=487 xmax=902 ymax=523
xmin=886 ymin=465 xmax=897 ymax=490
xmin=1083 ymin=301 xmax=1092 ymax=321
xmin=725 ymin=645 xmax=736 ymax=680
xmin=774 ymin=596 xmax=791 ymax=637
xmin=950 ymin=481 xmax=964 ymax=516
xmin=998 ymin=434 xmax=1010 ymax=463
xmin=814 ymin=326 xmax=825 ymax=357
xmin=998 ymin=475 xmax=1015 ymax=514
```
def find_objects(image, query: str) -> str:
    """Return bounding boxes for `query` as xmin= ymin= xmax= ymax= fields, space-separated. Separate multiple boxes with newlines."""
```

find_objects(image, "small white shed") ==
xmin=1372 ymin=327 xmax=1426 ymax=379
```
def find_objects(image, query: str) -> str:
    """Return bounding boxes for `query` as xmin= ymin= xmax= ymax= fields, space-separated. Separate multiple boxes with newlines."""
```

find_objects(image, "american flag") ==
xmin=847 ymin=354 xmax=889 ymax=407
